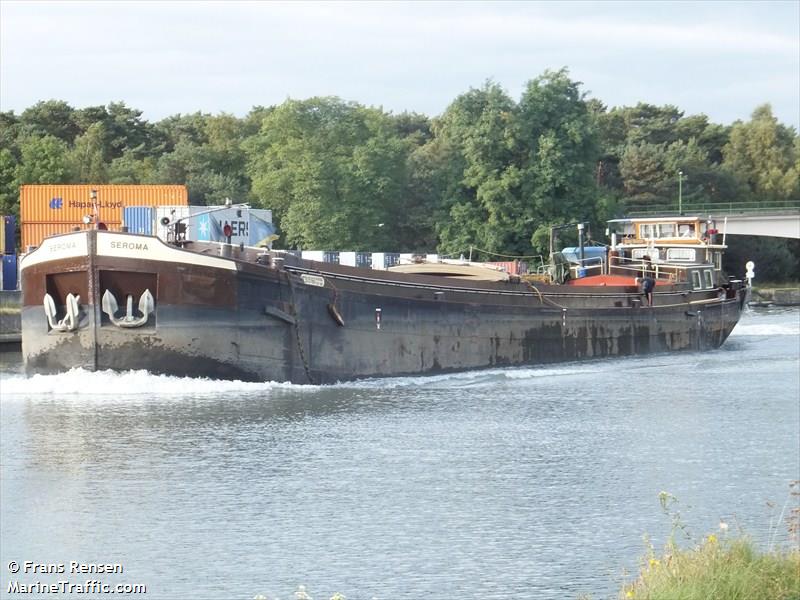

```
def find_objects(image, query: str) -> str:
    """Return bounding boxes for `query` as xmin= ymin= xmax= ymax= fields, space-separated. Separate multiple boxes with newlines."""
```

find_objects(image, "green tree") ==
xmin=108 ymin=150 xmax=157 ymax=184
xmin=15 ymin=135 xmax=72 ymax=184
xmin=431 ymin=71 xmax=598 ymax=257
xmin=433 ymin=81 xmax=518 ymax=257
xmin=0 ymin=148 xmax=19 ymax=217
xmin=723 ymin=104 xmax=799 ymax=203
xmin=18 ymin=100 xmax=79 ymax=144
xmin=517 ymin=68 xmax=599 ymax=252
xmin=246 ymin=97 xmax=411 ymax=250
xmin=69 ymin=122 xmax=109 ymax=182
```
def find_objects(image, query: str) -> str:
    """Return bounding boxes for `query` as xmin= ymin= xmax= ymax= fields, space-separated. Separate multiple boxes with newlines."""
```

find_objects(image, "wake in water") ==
xmin=0 ymin=368 xmax=315 ymax=398
xmin=733 ymin=306 xmax=800 ymax=337
xmin=2 ymin=308 xmax=796 ymax=395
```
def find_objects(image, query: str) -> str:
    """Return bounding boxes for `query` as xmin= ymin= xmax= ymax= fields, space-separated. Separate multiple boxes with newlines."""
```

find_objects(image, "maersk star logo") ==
xmin=198 ymin=216 xmax=209 ymax=240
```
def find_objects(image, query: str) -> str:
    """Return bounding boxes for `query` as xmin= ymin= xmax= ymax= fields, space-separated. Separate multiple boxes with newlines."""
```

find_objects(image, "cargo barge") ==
xmin=19 ymin=215 xmax=748 ymax=384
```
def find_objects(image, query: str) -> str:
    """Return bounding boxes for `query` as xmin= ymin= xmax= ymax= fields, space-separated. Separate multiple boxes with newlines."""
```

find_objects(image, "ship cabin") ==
xmin=564 ymin=216 xmax=728 ymax=291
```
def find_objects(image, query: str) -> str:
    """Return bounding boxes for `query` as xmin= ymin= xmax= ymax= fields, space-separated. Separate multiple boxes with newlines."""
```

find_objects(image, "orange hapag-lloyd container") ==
xmin=20 ymin=184 xmax=188 ymax=249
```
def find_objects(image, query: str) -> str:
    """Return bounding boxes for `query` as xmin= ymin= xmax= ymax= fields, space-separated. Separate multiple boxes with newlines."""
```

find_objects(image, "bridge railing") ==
xmin=626 ymin=199 xmax=800 ymax=217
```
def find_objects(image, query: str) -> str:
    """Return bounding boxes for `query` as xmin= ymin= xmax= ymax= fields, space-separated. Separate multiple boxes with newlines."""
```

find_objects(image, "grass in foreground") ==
xmin=620 ymin=534 xmax=800 ymax=600
xmin=620 ymin=488 xmax=800 ymax=600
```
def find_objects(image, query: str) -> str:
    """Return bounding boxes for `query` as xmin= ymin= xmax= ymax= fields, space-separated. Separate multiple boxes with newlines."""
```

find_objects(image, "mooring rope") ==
xmin=524 ymin=280 xmax=567 ymax=310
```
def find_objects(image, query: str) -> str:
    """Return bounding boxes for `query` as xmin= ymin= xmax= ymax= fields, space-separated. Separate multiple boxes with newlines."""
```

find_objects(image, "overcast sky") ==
xmin=1 ymin=1 xmax=798 ymax=128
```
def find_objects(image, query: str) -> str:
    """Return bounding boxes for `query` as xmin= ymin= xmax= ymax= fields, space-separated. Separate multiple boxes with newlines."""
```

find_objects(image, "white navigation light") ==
xmin=745 ymin=260 xmax=755 ymax=283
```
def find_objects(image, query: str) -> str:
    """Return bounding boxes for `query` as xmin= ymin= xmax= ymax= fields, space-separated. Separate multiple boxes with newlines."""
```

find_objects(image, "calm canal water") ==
xmin=1 ymin=307 xmax=798 ymax=600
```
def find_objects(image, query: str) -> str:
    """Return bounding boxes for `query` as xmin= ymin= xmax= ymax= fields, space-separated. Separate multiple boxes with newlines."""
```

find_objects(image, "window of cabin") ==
xmin=632 ymin=248 xmax=660 ymax=260
xmin=667 ymin=247 xmax=696 ymax=262
xmin=704 ymin=269 xmax=714 ymax=288
xmin=658 ymin=223 xmax=676 ymax=237
xmin=692 ymin=271 xmax=702 ymax=290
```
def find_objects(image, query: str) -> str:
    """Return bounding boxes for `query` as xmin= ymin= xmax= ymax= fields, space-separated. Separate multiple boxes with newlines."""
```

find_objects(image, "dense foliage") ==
xmin=1 ymin=69 xmax=797 ymax=276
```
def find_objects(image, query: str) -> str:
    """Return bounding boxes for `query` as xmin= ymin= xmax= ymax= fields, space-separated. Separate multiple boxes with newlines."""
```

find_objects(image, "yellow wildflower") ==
xmin=649 ymin=558 xmax=660 ymax=568
xmin=708 ymin=534 xmax=718 ymax=544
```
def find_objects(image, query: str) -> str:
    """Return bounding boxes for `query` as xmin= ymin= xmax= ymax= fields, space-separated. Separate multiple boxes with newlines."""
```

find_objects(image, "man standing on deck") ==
xmin=640 ymin=255 xmax=655 ymax=306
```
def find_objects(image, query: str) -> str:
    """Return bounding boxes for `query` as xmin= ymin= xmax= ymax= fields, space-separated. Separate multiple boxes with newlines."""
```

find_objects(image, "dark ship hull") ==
xmin=20 ymin=230 xmax=748 ymax=384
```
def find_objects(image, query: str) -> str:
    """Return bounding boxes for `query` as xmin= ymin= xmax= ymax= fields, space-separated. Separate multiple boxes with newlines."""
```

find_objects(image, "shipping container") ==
xmin=371 ymin=252 xmax=400 ymax=269
xmin=192 ymin=206 xmax=252 ymax=247
xmin=323 ymin=251 xmax=340 ymax=264
xmin=22 ymin=222 xmax=121 ymax=251
xmin=301 ymin=251 xmax=325 ymax=262
xmin=355 ymin=252 xmax=372 ymax=268
xmin=486 ymin=261 xmax=528 ymax=276
xmin=3 ymin=215 xmax=15 ymax=254
xmin=123 ymin=206 xmax=155 ymax=235
xmin=152 ymin=206 xmax=275 ymax=247
xmin=2 ymin=254 xmax=18 ymax=291
xmin=20 ymin=184 xmax=188 ymax=225
xmin=155 ymin=205 xmax=192 ymax=241
xmin=339 ymin=252 xmax=357 ymax=267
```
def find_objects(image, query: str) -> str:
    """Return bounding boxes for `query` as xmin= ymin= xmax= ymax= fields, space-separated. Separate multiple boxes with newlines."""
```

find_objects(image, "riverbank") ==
xmin=0 ymin=290 xmax=21 ymax=344
xmin=620 ymin=535 xmax=800 ymax=600
xmin=750 ymin=286 xmax=800 ymax=307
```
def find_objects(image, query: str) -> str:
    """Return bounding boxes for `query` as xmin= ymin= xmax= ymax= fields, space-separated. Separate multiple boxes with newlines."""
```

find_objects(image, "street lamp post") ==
xmin=89 ymin=188 xmax=99 ymax=227
xmin=678 ymin=171 xmax=683 ymax=216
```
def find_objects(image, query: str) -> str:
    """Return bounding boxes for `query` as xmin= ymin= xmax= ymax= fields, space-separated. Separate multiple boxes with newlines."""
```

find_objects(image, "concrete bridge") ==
xmin=628 ymin=202 xmax=800 ymax=239
xmin=711 ymin=211 xmax=800 ymax=239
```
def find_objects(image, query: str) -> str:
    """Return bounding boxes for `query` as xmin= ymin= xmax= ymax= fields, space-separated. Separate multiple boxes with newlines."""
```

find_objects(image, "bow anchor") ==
xmin=43 ymin=293 xmax=81 ymax=332
xmin=102 ymin=289 xmax=155 ymax=328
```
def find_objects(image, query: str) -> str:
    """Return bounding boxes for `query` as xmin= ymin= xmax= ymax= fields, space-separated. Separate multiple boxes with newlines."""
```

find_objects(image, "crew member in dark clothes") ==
xmin=640 ymin=255 xmax=655 ymax=306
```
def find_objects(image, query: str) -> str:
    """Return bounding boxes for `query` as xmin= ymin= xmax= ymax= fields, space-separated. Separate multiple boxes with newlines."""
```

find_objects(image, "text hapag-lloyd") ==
xmin=53 ymin=200 xmax=124 ymax=209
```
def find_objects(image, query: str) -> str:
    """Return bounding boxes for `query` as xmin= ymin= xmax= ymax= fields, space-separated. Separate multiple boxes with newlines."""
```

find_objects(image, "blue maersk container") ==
xmin=123 ymin=206 xmax=154 ymax=235
xmin=560 ymin=246 xmax=607 ymax=265
xmin=3 ymin=215 xmax=15 ymax=254
xmin=1 ymin=254 xmax=17 ymax=290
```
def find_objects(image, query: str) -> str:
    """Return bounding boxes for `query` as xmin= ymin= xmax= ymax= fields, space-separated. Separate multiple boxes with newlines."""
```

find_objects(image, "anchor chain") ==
xmin=286 ymin=271 xmax=316 ymax=385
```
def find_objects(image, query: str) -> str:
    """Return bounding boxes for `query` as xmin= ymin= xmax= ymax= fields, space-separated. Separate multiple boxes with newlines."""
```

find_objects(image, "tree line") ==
xmin=1 ymin=69 xmax=797 ymax=278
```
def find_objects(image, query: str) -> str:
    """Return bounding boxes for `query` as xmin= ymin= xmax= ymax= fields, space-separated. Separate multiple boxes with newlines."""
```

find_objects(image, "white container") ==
xmin=339 ymin=252 xmax=357 ymax=267
xmin=301 ymin=251 xmax=325 ymax=262
xmin=155 ymin=206 xmax=192 ymax=241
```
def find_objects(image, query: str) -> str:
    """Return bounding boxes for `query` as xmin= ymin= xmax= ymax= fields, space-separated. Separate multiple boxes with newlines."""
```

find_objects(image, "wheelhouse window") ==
xmin=639 ymin=223 xmax=677 ymax=239
xmin=704 ymin=269 xmax=714 ymax=288
xmin=691 ymin=271 xmax=702 ymax=290
xmin=658 ymin=223 xmax=676 ymax=238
